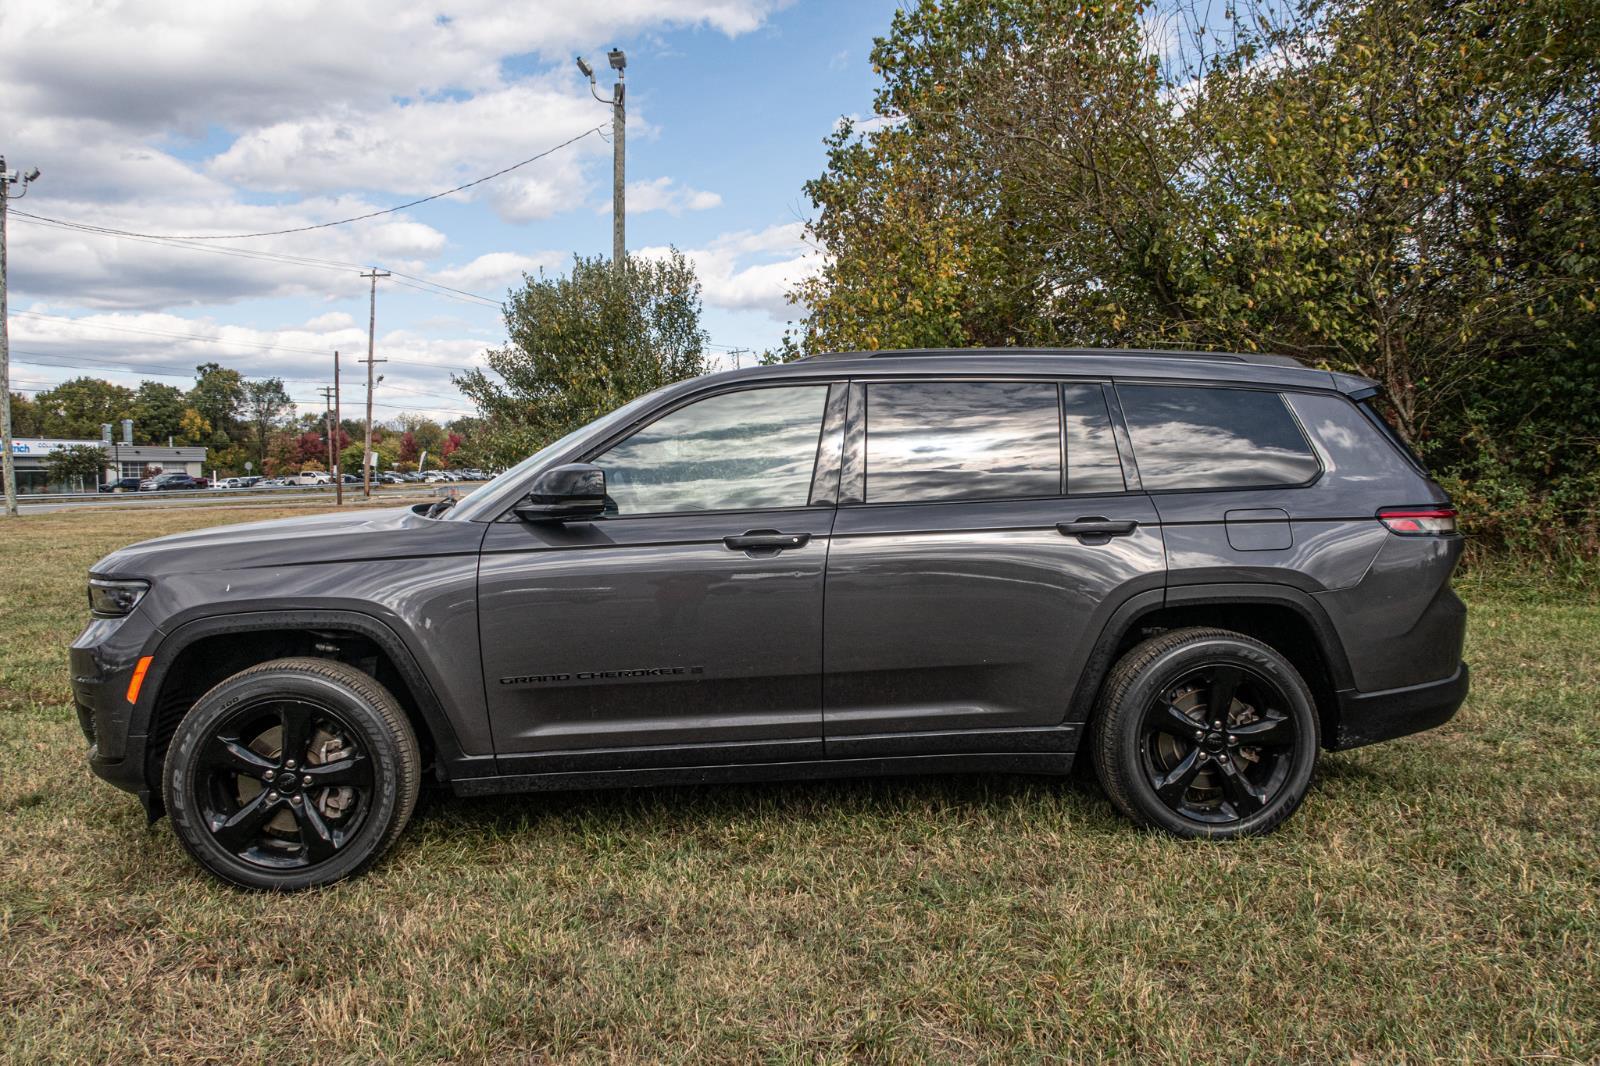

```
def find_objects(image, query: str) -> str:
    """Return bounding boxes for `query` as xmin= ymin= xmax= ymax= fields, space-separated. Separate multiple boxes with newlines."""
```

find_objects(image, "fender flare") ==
xmin=137 ymin=608 xmax=471 ymax=774
xmin=1068 ymin=582 xmax=1356 ymax=726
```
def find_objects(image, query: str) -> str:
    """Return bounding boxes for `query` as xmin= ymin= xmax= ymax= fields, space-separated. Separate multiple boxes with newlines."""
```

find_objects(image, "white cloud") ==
xmin=303 ymin=312 xmax=356 ymax=332
xmin=432 ymin=251 xmax=565 ymax=292
xmin=605 ymin=177 xmax=723 ymax=217
xmin=641 ymin=221 xmax=817 ymax=319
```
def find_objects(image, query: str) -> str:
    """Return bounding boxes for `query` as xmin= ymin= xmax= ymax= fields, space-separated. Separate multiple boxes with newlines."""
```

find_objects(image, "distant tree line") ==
xmin=9 ymin=363 xmax=477 ymax=478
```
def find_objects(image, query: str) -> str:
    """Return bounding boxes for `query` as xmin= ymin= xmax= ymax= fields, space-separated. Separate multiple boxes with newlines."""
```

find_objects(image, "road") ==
xmin=14 ymin=484 xmax=480 ymax=514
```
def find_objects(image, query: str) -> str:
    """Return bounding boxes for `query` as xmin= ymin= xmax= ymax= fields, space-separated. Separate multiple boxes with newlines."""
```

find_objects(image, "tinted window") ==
xmin=865 ymin=381 xmax=1061 ymax=503
xmin=1119 ymin=385 xmax=1319 ymax=490
xmin=599 ymin=386 xmax=828 ymax=514
xmin=1062 ymin=384 xmax=1125 ymax=494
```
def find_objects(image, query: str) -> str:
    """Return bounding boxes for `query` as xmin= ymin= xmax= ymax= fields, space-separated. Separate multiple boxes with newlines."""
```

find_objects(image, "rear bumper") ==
xmin=1328 ymin=663 xmax=1469 ymax=751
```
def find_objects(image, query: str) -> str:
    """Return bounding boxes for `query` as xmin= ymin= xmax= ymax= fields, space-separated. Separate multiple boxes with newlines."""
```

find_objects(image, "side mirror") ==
xmin=513 ymin=463 xmax=607 ymax=522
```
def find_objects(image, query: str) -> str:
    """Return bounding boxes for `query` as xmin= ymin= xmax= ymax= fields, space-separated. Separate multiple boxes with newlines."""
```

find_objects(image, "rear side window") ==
xmin=1062 ymin=384 xmax=1126 ymax=494
xmin=1118 ymin=384 xmax=1320 ymax=490
xmin=865 ymin=381 xmax=1062 ymax=503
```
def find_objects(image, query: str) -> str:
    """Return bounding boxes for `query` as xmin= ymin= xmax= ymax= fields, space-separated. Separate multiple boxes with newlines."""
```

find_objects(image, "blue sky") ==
xmin=2 ymin=1 xmax=904 ymax=424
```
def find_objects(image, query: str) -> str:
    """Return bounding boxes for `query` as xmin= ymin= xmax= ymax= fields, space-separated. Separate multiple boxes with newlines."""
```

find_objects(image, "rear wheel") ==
xmin=163 ymin=657 xmax=420 ymax=889
xmin=1091 ymin=627 xmax=1319 ymax=838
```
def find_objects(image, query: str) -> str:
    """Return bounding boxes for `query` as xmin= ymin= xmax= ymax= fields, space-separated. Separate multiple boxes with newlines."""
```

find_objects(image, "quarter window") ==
xmin=1118 ymin=384 xmax=1320 ymax=490
xmin=598 ymin=386 xmax=829 ymax=514
xmin=1062 ymin=384 xmax=1126 ymax=494
xmin=865 ymin=381 xmax=1062 ymax=503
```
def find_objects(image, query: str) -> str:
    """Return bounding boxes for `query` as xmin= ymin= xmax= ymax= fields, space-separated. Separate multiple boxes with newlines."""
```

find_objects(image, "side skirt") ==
xmin=450 ymin=751 xmax=1075 ymax=797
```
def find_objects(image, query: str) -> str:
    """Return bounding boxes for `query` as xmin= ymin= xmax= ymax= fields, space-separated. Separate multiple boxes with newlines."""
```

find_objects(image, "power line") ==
xmin=8 ymin=125 xmax=607 ymax=241
xmin=12 ymin=215 xmax=505 ymax=308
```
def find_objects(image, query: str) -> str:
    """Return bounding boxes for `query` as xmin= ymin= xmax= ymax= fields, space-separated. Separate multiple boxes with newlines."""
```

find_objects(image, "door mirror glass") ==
xmin=513 ymin=463 xmax=607 ymax=522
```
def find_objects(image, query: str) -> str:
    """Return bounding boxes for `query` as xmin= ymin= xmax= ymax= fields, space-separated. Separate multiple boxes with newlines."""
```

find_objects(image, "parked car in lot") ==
xmin=138 ymin=472 xmax=201 ymax=491
xmin=98 ymin=477 xmax=143 ymax=493
xmin=289 ymin=471 xmax=331 ymax=486
xmin=72 ymin=348 xmax=1468 ymax=888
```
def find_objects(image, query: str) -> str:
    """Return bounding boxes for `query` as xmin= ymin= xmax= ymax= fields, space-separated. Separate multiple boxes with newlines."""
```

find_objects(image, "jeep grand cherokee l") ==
xmin=71 ymin=348 xmax=1468 ymax=889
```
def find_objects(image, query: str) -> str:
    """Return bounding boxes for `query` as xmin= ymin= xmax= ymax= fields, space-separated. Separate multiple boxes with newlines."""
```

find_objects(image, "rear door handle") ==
xmin=1056 ymin=517 xmax=1139 ymax=543
xmin=723 ymin=530 xmax=811 ymax=553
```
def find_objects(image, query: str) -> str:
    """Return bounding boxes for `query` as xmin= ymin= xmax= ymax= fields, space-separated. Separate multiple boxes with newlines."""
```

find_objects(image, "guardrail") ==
xmin=19 ymin=481 xmax=486 ymax=503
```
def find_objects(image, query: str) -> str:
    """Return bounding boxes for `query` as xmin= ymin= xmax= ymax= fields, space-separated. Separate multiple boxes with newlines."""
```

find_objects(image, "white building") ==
xmin=9 ymin=438 xmax=208 ymax=493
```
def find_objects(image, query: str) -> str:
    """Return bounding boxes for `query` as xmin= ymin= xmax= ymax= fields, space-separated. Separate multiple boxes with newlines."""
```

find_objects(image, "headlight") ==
xmin=88 ymin=578 xmax=150 ymax=618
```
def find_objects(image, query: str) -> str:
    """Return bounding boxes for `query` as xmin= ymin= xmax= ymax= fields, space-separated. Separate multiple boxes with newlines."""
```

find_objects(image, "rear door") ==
xmin=821 ymin=378 xmax=1165 ymax=758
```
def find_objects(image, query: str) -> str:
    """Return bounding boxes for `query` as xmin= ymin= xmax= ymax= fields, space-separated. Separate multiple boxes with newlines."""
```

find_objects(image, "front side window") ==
xmin=598 ymin=386 xmax=829 ymax=515
xmin=1118 ymin=384 xmax=1320 ymax=490
xmin=865 ymin=380 xmax=1062 ymax=503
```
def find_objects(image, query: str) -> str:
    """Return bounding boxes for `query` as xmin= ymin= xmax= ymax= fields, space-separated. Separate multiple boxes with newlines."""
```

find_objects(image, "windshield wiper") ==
xmin=425 ymin=496 xmax=457 ymax=519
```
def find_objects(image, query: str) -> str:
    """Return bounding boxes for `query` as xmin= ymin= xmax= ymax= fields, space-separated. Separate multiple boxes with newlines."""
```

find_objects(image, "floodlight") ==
xmin=24 ymin=167 xmax=40 ymax=182
xmin=575 ymin=56 xmax=593 ymax=79
xmin=608 ymin=48 xmax=626 ymax=72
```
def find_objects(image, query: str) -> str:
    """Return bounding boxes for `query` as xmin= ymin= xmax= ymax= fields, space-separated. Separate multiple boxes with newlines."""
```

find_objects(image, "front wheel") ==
xmin=163 ymin=657 xmax=421 ymax=889
xmin=1091 ymin=627 xmax=1320 ymax=839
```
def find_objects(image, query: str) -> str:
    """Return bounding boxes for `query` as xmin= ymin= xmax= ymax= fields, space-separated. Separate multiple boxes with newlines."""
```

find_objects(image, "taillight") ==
xmin=1377 ymin=506 xmax=1458 ymax=535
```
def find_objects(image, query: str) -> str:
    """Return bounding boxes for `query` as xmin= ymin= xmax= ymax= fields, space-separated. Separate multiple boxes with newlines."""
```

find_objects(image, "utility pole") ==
xmin=1 ymin=156 xmax=43 ymax=518
xmin=332 ymin=350 xmax=343 ymax=506
xmin=726 ymin=348 xmax=751 ymax=371
xmin=318 ymin=385 xmax=335 ymax=481
xmin=359 ymin=269 xmax=389 ymax=499
xmin=577 ymin=49 xmax=627 ymax=270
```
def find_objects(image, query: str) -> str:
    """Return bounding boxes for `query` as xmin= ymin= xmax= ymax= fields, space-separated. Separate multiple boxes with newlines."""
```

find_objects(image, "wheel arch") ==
xmin=1071 ymin=583 xmax=1355 ymax=747
xmin=138 ymin=610 xmax=467 ymax=798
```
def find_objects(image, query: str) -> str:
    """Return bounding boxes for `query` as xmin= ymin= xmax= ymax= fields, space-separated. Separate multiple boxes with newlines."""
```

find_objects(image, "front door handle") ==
xmin=723 ymin=530 xmax=811 ymax=553
xmin=1057 ymin=517 xmax=1139 ymax=543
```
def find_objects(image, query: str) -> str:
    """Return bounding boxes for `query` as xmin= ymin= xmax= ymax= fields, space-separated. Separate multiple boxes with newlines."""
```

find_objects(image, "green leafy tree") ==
xmin=132 ymin=382 xmax=188 ymax=444
xmin=240 ymin=378 xmax=293 ymax=470
xmin=188 ymin=363 xmax=246 ymax=445
xmin=796 ymin=0 xmax=1600 ymax=552
xmin=47 ymin=444 xmax=109 ymax=490
xmin=31 ymin=377 xmax=135 ymax=439
xmin=8 ymin=392 xmax=42 ymax=437
xmin=454 ymin=251 xmax=710 ymax=468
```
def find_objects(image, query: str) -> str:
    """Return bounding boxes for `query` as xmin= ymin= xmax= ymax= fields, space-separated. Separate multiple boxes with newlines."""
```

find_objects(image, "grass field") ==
xmin=1 ymin=505 xmax=1596 ymax=1063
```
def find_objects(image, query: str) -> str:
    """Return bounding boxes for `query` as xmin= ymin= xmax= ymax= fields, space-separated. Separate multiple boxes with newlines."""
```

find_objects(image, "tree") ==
xmin=132 ymin=382 xmax=188 ymax=444
xmin=454 ymin=251 xmax=710 ymax=468
xmin=8 ymin=392 xmax=42 ymax=437
xmin=47 ymin=444 xmax=108 ymax=491
xmin=240 ymin=378 xmax=293 ymax=469
xmin=177 ymin=407 xmax=212 ymax=445
xmin=795 ymin=0 xmax=1600 ymax=550
xmin=31 ymin=377 xmax=135 ymax=438
xmin=188 ymin=363 xmax=245 ymax=444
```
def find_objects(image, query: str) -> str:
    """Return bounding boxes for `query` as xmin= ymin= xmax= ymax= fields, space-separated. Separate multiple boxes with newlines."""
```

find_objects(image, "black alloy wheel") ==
xmin=164 ymin=658 xmax=420 ymax=889
xmin=1092 ymin=627 xmax=1320 ymax=838
xmin=193 ymin=696 xmax=375 ymax=869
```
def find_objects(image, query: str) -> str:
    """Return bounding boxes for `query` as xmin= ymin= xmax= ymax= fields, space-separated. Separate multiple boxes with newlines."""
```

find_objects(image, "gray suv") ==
xmin=71 ymin=349 xmax=1468 ymax=888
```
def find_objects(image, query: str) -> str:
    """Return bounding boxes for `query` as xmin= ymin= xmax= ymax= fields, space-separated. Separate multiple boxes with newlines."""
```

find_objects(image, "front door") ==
xmin=479 ymin=382 xmax=845 ymax=772
xmin=822 ymin=379 xmax=1166 ymax=758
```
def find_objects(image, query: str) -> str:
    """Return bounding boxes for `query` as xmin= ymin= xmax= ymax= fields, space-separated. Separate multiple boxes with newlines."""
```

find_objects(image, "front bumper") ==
xmin=70 ymin=612 xmax=161 ymax=798
xmin=1328 ymin=663 xmax=1469 ymax=751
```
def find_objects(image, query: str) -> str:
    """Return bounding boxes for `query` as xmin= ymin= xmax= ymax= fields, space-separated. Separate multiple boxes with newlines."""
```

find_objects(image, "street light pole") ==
xmin=1 ymin=156 xmax=43 ymax=518
xmin=577 ymin=50 xmax=627 ymax=270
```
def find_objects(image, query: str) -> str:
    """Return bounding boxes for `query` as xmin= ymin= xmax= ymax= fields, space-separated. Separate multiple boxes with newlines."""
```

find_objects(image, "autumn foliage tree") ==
xmin=795 ymin=0 xmax=1599 ymax=553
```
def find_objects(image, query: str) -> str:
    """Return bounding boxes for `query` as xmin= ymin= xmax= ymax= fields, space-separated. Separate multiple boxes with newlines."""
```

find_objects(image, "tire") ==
xmin=1091 ymin=627 xmax=1320 ymax=839
xmin=163 ymin=657 xmax=421 ymax=890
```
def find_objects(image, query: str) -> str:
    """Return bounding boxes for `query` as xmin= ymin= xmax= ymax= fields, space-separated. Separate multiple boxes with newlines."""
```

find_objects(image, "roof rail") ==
xmin=802 ymin=346 xmax=1306 ymax=368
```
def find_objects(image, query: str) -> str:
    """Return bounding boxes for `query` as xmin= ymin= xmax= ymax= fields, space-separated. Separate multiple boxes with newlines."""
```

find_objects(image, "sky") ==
xmin=1 ymin=0 xmax=905 ymax=428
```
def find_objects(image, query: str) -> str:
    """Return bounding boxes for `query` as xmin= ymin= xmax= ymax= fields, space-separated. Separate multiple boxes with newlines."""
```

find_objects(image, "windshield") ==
xmin=444 ymin=390 xmax=665 ymax=522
